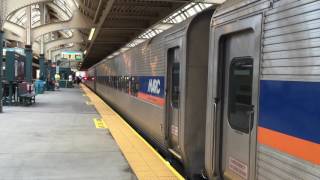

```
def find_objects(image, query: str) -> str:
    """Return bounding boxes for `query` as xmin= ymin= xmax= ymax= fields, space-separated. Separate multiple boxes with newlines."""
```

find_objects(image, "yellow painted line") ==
xmin=93 ymin=118 xmax=107 ymax=129
xmin=81 ymin=84 xmax=185 ymax=180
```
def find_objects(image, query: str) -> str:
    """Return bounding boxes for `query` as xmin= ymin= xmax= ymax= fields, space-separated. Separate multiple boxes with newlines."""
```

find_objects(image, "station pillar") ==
xmin=6 ymin=51 xmax=14 ymax=106
xmin=39 ymin=54 xmax=46 ymax=80
xmin=0 ymin=31 xmax=3 ymax=113
xmin=25 ymin=45 xmax=33 ymax=83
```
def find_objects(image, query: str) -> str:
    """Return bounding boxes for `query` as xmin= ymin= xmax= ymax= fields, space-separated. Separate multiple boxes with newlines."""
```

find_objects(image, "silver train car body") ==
xmin=205 ymin=0 xmax=320 ymax=179
xmin=86 ymin=9 xmax=214 ymax=178
xmin=86 ymin=68 xmax=96 ymax=90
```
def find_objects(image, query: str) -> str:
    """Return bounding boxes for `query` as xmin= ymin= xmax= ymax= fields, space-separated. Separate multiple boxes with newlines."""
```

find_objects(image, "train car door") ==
xmin=213 ymin=15 xmax=262 ymax=180
xmin=166 ymin=46 xmax=181 ymax=158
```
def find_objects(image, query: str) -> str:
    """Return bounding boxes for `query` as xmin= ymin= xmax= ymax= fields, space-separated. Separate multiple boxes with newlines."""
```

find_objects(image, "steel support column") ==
xmin=25 ymin=5 xmax=32 ymax=83
xmin=25 ymin=45 xmax=33 ymax=83
xmin=0 ymin=31 xmax=3 ymax=112
xmin=39 ymin=54 xmax=46 ymax=80
xmin=39 ymin=3 xmax=46 ymax=82
xmin=40 ymin=2 xmax=45 ymax=55
xmin=26 ymin=6 xmax=32 ymax=46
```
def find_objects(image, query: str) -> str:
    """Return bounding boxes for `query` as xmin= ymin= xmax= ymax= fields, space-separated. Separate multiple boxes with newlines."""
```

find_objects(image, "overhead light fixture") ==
xmin=88 ymin=28 xmax=96 ymax=41
xmin=84 ymin=50 xmax=87 ymax=55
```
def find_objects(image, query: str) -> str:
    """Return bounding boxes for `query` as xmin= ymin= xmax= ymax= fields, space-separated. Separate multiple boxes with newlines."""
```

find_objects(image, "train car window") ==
xmin=228 ymin=57 xmax=253 ymax=134
xmin=172 ymin=62 xmax=180 ymax=108
xmin=130 ymin=77 xmax=134 ymax=95
xmin=133 ymin=76 xmax=140 ymax=96
xmin=128 ymin=77 xmax=131 ymax=94
xmin=133 ymin=77 xmax=136 ymax=94
xmin=117 ymin=76 xmax=119 ymax=89
xmin=116 ymin=76 xmax=118 ymax=89
xmin=114 ymin=77 xmax=118 ymax=89
xmin=122 ymin=77 xmax=125 ymax=91
xmin=119 ymin=76 xmax=121 ymax=90
xmin=129 ymin=77 xmax=131 ymax=93
xmin=106 ymin=76 xmax=108 ymax=86
xmin=122 ymin=76 xmax=125 ymax=91
xmin=117 ymin=77 xmax=120 ymax=90
xmin=120 ymin=76 xmax=123 ymax=91
xmin=124 ymin=76 xmax=128 ymax=92
xmin=111 ymin=76 xmax=113 ymax=87
xmin=126 ymin=77 xmax=129 ymax=93
xmin=126 ymin=76 xmax=130 ymax=93
xmin=112 ymin=76 xmax=114 ymax=88
xmin=121 ymin=76 xmax=124 ymax=91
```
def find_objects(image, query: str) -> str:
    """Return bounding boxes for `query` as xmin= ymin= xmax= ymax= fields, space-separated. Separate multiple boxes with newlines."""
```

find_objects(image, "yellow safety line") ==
xmin=81 ymin=84 xmax=185 ymax=180
xmin=113 ymin=109 xmax=185 ymax=180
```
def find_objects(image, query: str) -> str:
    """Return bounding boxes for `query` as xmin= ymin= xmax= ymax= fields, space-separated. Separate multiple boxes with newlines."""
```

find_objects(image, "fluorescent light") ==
xmin=120 ymin=47 xmax=129 ymax=52
xmin=88 ymin=28 xmax=96 ymax=41
xmin=113 ymin=52 xmax=120 ymax=56
xmin=84 ymin=50 xmax=87 ymax=55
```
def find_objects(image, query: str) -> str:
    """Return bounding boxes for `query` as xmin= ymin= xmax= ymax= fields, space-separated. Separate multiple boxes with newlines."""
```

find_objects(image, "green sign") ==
xmin=61 ymin=51 xmax=83 ymax=61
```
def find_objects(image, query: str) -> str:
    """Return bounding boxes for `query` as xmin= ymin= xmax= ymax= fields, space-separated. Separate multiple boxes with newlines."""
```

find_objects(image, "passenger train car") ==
xmin=86 ymin=68 xmax=96 ymax=90
xmin=205 ymin=0 xmax=320 ymax=179
xmin=86 ymin=0 xmax=320 ymax=179
xmin=85 ymin=9 xmax=215 ymax=179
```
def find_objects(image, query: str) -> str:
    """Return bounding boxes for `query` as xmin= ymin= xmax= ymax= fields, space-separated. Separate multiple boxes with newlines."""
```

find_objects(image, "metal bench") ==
xmin=18 ymin=82 xmax=36 ymax=106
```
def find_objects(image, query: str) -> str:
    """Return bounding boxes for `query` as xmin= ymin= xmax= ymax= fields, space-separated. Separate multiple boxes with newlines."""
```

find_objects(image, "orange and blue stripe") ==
xmin=137 ymin=92 xmax=165 ymax=106
xmin=258 ymin=80 xmax=320 ymax=165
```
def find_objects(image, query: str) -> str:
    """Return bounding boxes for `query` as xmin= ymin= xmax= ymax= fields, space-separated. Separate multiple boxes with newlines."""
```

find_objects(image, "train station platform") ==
xmin=0 ymin=86 xmax=183 ymax=180
xmin=81 ymin=85 xmax=184 ymax=180
xmin=0 ymin=87 xmax=136 ymax=180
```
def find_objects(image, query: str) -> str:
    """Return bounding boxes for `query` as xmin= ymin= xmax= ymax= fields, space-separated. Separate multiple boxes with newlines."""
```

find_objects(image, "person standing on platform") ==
xmin=68 ymin=74 xmax=74 ymax=88
xmin=54 ymin=73 xmax=61 ymax=90
xmin=75 ymin=76 xmax=80 ymax=85
xmin=68 ymin=74 xmax=73 ymax=82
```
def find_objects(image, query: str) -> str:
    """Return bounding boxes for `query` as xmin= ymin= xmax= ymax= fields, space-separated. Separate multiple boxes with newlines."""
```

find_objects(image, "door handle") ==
xmin=211 ymin=100 xmax=218 ymax=172
xmin=213 ymin=102 xmax=217 ymax=122
xmin=247 ymin=109 xmax=254 ymax=134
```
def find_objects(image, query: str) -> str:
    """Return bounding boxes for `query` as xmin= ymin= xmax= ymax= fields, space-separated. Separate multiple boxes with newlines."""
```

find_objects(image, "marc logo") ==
xmin=147 ymin=79 xmax=161 ymax=95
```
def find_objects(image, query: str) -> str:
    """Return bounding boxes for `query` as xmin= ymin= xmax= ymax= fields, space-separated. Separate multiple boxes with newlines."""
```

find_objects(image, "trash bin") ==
xmin=35 ymin=80 xmax=45 ymax=94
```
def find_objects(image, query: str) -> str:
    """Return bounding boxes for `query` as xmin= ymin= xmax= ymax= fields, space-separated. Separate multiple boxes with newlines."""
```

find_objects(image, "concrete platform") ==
xmin=0 ymin=88 xmax=136 ymax=180
xmin=81 ymin=85 xmax=184 ymax=180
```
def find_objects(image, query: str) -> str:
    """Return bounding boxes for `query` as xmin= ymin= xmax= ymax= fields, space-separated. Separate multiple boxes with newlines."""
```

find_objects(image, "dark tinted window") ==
xmin=168 ymin=47 xmax=180 ymax=108
xmin=172 ymin=62 xmax=180 ymax=108
xmin=228 ymin=58 xmax=253 ymax=133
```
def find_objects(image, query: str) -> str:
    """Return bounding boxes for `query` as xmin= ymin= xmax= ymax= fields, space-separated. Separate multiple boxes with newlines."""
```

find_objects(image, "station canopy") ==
xmin=7 ymin=0 xmax=74 ymax=44
xmin=81 ymin=0 xmax=225 ymax=69
xmin=3 ymin=0 xmax=225 ymax=70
